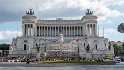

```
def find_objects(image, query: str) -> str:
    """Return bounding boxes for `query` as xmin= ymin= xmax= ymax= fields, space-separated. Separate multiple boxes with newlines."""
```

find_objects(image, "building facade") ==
xmin=9 ymin=9 xmax=114 ymax=60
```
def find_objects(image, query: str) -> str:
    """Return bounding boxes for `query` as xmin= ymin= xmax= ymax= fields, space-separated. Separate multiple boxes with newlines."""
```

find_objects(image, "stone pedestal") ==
xmin=86 ymin=52 xmax=92 ymax=60
xmin=36 ymin=52 xmax=41 ymax=60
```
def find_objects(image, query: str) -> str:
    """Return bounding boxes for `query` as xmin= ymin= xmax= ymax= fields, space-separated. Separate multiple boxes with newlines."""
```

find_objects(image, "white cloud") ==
xmin=0 ymin=31 xmax=22 ymax=44
xmin=0 ymin=0 xmax=123 ymax=23
xmin=39 ymin=0 xmax=124 ymax=23
xmin=91 ymin=0 xmax=124 ymax=23
xmin=0 ymin=0 xmax=124 ymax=43
xmin=103 ymin=0 xmax=124 ymax=6
xmin=99 ymin=28 xmax=124 ymax=41
xmin=39 ymin=0 xmax=66 ymax=11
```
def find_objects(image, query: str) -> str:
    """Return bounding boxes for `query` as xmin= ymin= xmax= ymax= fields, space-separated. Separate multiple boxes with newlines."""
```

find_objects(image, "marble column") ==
xmin=81 ymin=26 xmax=83 ymax=36
xmin=95 ymin=24 xmax=97 ymax=36
xmin=91 ymin=24 xmax=92 ymax=36
xmin=69 ymin=26 xmax=70 ymax=36
xmin=78 ymin=26 xmax=81 ymax=36
xmin=40 ymin=26 xmax=42 ymax=36
xmin=91 ymin=24 xmax=93 ymax=36
xmin=38 ymin=26 xmax=40 ymax=36
xmin=37 ymin=26 xmax=39 ymax=36
xmin=90 ymin=24 xmax=92 ymax=36
xmin=92 ymin=24 xmax=94 ymax=36
xmin=39 ymin=26 xmax=40 ymax=36
xmin=81 ymin=26 xmax=82 ymax=36
xmin=71 ymin=26 xmax=72 ymax=36
xmin=77 ymin=26 xmax=78 ymax=36
xmin=24 ymin=24 xmax=26 ymax=36
xmin=64 ymin=26 xmax=66 ymax=36
xmin=75 ymin=26 xmax=77 ymax=36
xmin=31 ymin=24 xmax=32 ymax=36
xmin=44 ymin=26 xmax=45 ymax=36
xmin=46 ymin=26 xmax=48 ymax=36
xmin=93 ymin=24 xmax=95 ymax=36
xmin=58 ymin=26 xmax=59 ymax=35
xmin=42 ymin=26 xmax=44 ymax=36
xmin=48 ymin=26 xmax=49 ymax=36
xmin=31 ymin=24 xmax=33 ymax=36
xmin=53 ymin=26 xmax=55 ymax=36
xmin=88 ymin=24 xmax=90 ymax=36
xmin=74 ymin=26 xmax=75 ymax=36
xmin=72 ymin=26 xmax=74 ymax=36
xmin=41 ymin=26 xmax=42 ymax=36
xmin=51 ymin=26 xmax=52 ymax=36
xmin=51 ymin=26 xmax=53 ymax=36
xmin=55 ymin=26 xmax=56 ymax=36
xmin=62 ymin=26 xmax=64 ymax=35
xmin=26 ymin=24 xmax=28 ymax=36
xmin=29 ymin=24 xmax=31 ymax=36
xmin=70 ymin=26 xmax=72 ymax=36
xmin=89 ymin=24 xmax=91 ymax=35
xmin=56 ymin=26 xmax=58 ymax=36
xmin=49 ymin=26 xmax=50 ymax=36
xmin=78 ymin=26 xmax=79 ymax=36
xmin=66 ymin=26 xmax=67 ymax=36
xmin=27 ymin=24 xmax=29 ymax=36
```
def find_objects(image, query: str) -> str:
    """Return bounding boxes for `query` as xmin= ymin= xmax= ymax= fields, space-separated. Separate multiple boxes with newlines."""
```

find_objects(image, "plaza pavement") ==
xmin=0 ymin=62 xmax=77 ymax=70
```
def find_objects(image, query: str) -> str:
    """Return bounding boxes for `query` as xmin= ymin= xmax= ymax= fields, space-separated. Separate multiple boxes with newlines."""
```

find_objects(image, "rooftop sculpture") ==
xmin=85 ymin=9 xmax=93 ymax=15
xmin=26 ymin=9 xmax=34 ymax=15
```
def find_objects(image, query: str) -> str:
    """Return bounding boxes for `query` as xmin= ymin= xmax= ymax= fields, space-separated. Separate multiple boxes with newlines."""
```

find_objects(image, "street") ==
xmin=0 ymin=62 xmax=77 ymax=70
xmin=0 ymin=62 xmax=124 ymax=70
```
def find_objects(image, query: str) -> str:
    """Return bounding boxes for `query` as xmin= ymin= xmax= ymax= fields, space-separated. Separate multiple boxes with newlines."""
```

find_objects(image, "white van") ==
xmin=114 ymin=57 xmax=121 ymax=63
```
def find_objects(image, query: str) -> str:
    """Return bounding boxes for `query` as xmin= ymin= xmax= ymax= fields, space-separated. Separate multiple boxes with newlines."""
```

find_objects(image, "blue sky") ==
xmin=0 ymin=0 xmax=124 ymax=44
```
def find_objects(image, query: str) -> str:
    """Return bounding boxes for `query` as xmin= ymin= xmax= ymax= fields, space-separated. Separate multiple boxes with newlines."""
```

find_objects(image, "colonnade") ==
xmin=24 ymin=24 xmax=33 ymax=36
xmin=87 ymin=24 xmax=96 ymax=36
xmin=36 ymin=25 xmax=83 ymax=37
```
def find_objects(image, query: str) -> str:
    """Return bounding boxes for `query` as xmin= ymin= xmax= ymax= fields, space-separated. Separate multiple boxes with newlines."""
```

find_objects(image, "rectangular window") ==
xmin=24 ymin=40 xmax=27 ymax=42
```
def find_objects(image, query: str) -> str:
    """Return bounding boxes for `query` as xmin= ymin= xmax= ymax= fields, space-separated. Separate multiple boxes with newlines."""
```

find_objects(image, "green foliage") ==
xmin=0 ymin=44 xmax=10 ymax=50
xmin=41 ymin=60 xmax=114 ymax=65
xmin=113 ymin=44 xmax=124 ymax=56
xmin=117 ymin=23 xmax=124 ymax=33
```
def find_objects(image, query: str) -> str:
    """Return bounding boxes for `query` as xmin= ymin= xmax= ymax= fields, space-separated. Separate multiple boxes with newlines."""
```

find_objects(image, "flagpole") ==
xmin=16 ymin=23 xmax=18 ymax=37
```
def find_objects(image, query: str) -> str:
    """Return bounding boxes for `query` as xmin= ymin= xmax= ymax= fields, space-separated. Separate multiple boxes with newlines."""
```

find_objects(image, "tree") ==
xmin=117 ymin=23 xmax=124 ymax=33
xmin=117 ymin=23 xmax=124 ymax=55
xmin=0 ymin=44 xmax=9 ymax=50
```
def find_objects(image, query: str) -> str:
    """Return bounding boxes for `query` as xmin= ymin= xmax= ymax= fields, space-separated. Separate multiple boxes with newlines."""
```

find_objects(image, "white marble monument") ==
xmin=9 ymin=9 xmax=114 ymax=60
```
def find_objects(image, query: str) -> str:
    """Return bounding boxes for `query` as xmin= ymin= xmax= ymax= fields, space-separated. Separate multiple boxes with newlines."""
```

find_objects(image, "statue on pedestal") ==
xmin=85 ymin=9 xmax=93 ymax=15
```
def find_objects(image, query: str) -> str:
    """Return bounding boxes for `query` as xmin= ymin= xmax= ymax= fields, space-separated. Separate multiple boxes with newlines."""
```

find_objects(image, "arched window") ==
xmin=24 ymin=44 xmax=26 ymax=50
xmin=84 ymin=43 xmax=85 ymax=46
